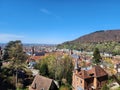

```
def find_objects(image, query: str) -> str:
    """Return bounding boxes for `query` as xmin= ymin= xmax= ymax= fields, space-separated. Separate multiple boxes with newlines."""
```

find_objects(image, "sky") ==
xmin=0 ymin=0 xmax=120 ymax=44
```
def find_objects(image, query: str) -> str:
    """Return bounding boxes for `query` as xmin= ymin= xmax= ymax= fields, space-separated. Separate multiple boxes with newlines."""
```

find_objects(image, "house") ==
xmin=30 ymin=56 xmax=43 ymax=61
xmin=72 ymin=65 xmax=108 ymax=90
xmin=28 ymin=60 xmax=36 ymax=69
xmin=29 ymin=74 xmax=58 ymax=90
xmin=115 ymin=63 xmax=120 ymax=74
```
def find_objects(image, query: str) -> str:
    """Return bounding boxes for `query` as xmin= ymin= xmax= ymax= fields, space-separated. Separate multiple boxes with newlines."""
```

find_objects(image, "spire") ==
xmin=31 ymin=46 xmax=34 ymax=56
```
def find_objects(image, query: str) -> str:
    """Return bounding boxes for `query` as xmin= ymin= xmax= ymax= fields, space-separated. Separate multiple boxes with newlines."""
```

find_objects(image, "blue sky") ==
xmin=0 ymin=0 xmax=120 ymax=44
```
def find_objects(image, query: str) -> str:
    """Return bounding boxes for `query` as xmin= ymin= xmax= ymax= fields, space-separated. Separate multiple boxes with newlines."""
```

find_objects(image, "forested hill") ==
xmin=57 ymin=30 xmax=120 ymax=55
xmin=72 ymin=30 xmax=120 ymax=43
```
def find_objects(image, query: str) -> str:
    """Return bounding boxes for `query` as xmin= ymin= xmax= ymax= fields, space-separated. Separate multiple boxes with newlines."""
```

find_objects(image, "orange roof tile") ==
xmin=30 ymin=56 xmax=44 ymax=60
xmin=76 ymin=65 xmax=108 ymax=79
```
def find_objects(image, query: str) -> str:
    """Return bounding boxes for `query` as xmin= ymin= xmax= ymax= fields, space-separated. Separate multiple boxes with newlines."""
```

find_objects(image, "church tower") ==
xmin=31 ymin=46 xmax=35 ymax=56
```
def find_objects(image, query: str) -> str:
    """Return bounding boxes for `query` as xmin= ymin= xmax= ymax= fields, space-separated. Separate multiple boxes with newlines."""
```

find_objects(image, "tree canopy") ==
xmin=39 ymin=62 xmax=49 ymax=77
xmin=93 ymin=48 xmax=102 ymax=65
xmin=101 ymin=84 xmax=109 ymax=90
xmin=35 ymin=54 xmax=73 ymax=85
xmin=4 ymin=40 xmax=28 ymax=63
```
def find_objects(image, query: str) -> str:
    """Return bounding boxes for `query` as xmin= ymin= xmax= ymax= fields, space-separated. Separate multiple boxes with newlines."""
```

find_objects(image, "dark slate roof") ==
xmin=34 ymin=52 xmax=45 ymax=56
xmin=71 ymin=54 xmax=79 ymax=59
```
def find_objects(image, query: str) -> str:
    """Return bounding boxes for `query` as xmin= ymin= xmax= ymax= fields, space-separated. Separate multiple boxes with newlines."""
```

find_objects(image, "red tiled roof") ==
xmin=30 ymin=56 xmax=43 ymax=60
xmin=76 ymin=70 xmax=91 ymax=79
xmin=76 ymin=65 xmax=108 ymax=79
xmin=88 ymin=66 xmax=108 ymax=78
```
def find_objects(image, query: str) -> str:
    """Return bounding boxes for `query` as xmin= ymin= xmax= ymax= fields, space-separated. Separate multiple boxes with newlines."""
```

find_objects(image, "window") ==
xmin=80 ymin=80 xmax=82 ymax=83
xmin=76 ymin=77 xmax=78 ymax=81
xmin=80 ymin=80 xmax=82 ymax=85
xmin=89 ymin=73 xmax=94 ymax=77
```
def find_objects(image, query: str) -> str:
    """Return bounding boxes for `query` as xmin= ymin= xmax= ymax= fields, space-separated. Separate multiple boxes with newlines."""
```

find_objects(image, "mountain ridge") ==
xmin=71 ymin=30 xmax=120 ymax=43
xmin=57 ymin=30 xmax=120 ymax=55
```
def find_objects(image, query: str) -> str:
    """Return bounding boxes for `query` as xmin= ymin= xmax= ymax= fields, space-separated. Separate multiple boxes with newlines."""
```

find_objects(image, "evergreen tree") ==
xmin=5 ymin=40 xmax=28 ymax=63
xmin=39 ymin=62 xmax=49 ymax=77
xmin=93 ymin=48 xmax=102 ymax=65
xmin=0 ymin=60 xmax=2 ymax=70
xmin=1 ymin=49 xmax=9 ymax=60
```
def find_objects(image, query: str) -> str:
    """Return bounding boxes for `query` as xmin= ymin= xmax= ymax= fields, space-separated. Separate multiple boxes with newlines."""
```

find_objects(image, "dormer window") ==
xmin=89 ymin=73 xmax=94 ymax=76
xmin=79 ymin=73 xmax=82 ymax=75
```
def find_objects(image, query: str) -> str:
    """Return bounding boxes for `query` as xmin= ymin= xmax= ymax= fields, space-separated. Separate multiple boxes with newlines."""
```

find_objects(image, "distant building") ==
xmin=0 ymin=46 xmax=2 ymax=59
xmin=72 ymin=65 xmax=108 ymax=90
xmin=28 ymin=60 xmax=37 ymax=69
xmin=29 ymin=74 xmax=58 ymax=90
xmin=31 ymin=46 xmax=35 ymax=56
xmin=115 ymin=63 xmax=120 ymax=73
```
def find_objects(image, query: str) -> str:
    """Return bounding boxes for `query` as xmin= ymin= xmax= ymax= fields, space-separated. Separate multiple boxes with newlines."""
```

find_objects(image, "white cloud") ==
xmin=22 ymin=38 xmax=61 ymax=44
xmin=0 ymin=33 xmax=24 ymax=43
xmin=40 ymin=8 xmax=51 ymax=15
xmin=0 ymin=33 xmax=62 ymax=44
xmin=40 ymin=8 xmax=61 ymax=20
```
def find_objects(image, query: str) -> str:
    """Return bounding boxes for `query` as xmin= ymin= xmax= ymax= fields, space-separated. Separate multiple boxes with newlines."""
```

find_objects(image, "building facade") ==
xmin=72 ymin=65 xmax=108 ymax=90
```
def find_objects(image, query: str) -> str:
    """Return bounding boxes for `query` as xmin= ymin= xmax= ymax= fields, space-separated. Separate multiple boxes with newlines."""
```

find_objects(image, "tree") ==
xmin=59 ymin=85 xmax=71 ymax=90
xmin=36 ymin=54 xmax=73 ymax=85
xmin=0 ymin=60 xmax=2 ymax=70
xmin=93 ymin=48 xmax=102 ymax=65
xmin=3 ymin=40 xmax=28 ymax=89
xmin=5 ymin=40 xmax=28 ymax=63
xmin=116 ymin=87 xmax=120 ymax=90
xmin=61 ymin=55 xmax=73 ymax=84
xmin=101 ymin=84 xmax=109 ymax=90
xmin=39 ymin=62 xmax=49 ymax=77
xmin=1 ymin=49 xmax=9 ymax=60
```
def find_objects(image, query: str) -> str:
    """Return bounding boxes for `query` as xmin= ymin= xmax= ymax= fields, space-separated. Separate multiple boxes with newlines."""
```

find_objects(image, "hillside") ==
xmin=72 ymin=30 xmax=120 ymax=43
xmin=57 ymin=30 xmax=120 ymax=55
